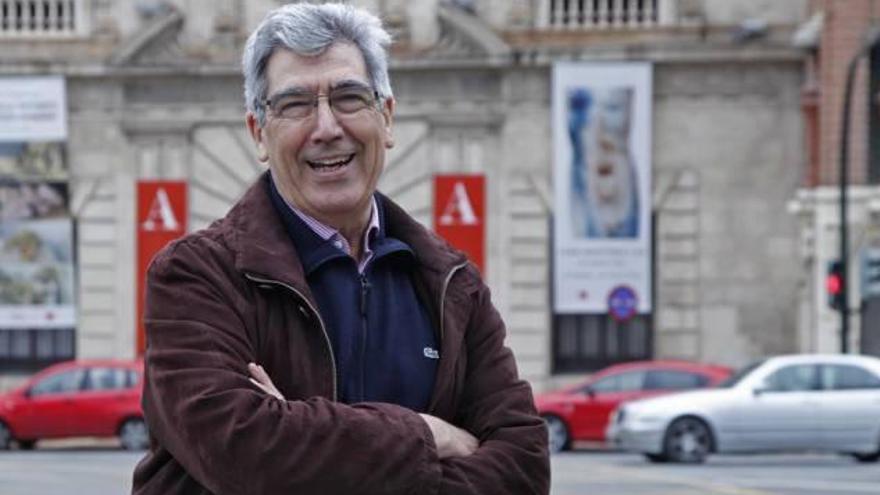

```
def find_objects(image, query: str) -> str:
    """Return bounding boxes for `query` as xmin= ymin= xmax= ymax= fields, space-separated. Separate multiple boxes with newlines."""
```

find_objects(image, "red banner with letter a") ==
xmin=136 ymin=181 xmax=187 ymax=356
xmin=433 ymin=175 xmax=485 ymax=273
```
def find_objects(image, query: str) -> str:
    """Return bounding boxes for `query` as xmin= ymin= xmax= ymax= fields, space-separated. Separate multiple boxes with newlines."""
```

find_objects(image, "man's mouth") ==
xmin=306 ymin=154 xmax=355 ymax=171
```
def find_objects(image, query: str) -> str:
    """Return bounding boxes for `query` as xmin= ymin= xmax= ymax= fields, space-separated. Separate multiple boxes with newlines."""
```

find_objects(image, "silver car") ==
xmin=607 ymin=354 xmax=880 ymax=463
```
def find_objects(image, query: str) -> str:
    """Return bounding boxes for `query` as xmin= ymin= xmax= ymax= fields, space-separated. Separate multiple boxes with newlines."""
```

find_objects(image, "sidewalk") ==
xmin=24 ymin=437 xmax=123 ymax=450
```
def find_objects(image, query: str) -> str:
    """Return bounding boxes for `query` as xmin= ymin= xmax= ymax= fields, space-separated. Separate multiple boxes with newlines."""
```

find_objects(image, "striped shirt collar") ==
xmin=273 ymin=179 xmax=380 ymax=273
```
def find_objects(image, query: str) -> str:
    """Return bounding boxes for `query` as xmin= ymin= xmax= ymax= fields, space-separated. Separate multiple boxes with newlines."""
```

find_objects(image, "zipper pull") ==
xmin=360 ymin=275 xmax=371 ymax=316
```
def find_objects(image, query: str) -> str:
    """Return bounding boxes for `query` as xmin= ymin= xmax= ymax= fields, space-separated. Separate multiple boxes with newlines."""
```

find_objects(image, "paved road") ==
xmin=1 ymin=445 xmax=879 ymax=494
xmin=0 ymin=447 xmax=143 ymax=494
xmin=552 ymin=450 xmax=880 ymax=495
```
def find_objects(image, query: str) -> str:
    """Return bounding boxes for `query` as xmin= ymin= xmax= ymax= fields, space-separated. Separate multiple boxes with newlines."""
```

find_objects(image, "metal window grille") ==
xmin=552 ymin=314 xmax=652 ymax=372
xmin=0 ymin=329 xmax=75 ymax=372
xmin=540 ymin=0 xmax=665 ymax=30
xmin=0 ymin=0 xmax=86 ymax=37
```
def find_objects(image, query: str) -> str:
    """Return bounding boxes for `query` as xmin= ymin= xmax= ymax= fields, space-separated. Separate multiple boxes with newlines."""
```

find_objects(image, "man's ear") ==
xmin=381 ymin=97 xmax=395 ymax=149
xmin=245 ymin=112 xmax=270 ymax=163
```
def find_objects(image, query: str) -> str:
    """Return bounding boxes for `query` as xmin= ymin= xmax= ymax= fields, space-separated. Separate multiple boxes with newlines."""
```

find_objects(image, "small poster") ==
xmin=0 ymin=217 xmax=75 ymax=328
xmin=0 ymin=76 xmax=67 ymax=142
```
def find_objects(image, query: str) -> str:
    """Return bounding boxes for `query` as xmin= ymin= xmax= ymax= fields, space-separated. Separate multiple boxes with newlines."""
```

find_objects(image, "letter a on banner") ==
xmin=136 ymin=181 xmax=187 ymax=356
xmin=433 ymin=175 xmax=485 ymax=272
xmin=141 ymin=188 xmax=180 ymax=231
xmin=439 ymin=182 xmax=480 ymax=226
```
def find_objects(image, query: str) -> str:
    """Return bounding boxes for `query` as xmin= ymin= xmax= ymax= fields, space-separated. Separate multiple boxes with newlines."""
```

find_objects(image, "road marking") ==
xmin=737 ymin=478 xmax=880 ymax=494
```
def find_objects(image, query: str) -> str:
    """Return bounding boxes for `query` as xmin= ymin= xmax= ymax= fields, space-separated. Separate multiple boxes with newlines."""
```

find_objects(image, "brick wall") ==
xmin=816 ymin=0 xmax=880 ymax=185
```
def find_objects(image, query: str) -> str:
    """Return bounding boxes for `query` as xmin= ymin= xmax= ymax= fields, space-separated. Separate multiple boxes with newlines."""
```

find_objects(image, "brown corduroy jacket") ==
xmin=131 ymin=174 xmax=550 ymax=494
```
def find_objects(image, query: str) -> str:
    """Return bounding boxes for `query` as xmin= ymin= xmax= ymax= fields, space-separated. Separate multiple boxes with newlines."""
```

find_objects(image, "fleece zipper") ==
xmin=358 ymin=273 xmax=371 ymax=401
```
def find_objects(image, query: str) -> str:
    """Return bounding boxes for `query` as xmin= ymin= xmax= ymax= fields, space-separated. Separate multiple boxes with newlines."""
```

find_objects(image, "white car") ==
xmin=607 ymin=354 xmax=880 ymax=463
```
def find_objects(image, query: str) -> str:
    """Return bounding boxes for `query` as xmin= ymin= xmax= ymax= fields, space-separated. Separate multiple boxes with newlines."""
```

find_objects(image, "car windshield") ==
xmin=716 ymin=359 xmax=765 ymax=388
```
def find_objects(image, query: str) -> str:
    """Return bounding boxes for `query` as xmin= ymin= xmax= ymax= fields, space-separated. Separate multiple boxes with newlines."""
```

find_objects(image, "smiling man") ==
xmin=131 ymin=3 xmax=548 ymax=494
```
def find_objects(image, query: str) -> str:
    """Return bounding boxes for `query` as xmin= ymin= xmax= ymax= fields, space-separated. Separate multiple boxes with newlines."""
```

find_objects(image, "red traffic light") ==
xmin=827 ymin=260 xmax=844 ymax=311
xmin=826 ymin=271 xmax=842 ymax=295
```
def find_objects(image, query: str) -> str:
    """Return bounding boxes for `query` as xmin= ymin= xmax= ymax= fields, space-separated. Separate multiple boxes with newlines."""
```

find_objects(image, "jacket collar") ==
xmin=228 ymin=173 xmax=310 ymax=294
xmin=226 ymin=172 xmax=468 ymax=299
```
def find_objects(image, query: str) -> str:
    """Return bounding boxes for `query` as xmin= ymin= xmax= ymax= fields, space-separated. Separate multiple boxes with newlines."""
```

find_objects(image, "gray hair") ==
xmin=242 ymin=3 xmax=393 ymax=125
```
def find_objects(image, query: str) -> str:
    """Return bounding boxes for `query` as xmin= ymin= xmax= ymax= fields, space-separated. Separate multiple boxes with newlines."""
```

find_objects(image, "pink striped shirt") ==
xmin=280 ymin=195 xmax=380 ymax=274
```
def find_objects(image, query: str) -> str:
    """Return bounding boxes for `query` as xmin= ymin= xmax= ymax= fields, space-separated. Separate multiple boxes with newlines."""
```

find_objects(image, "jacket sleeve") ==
xmin=141 ymin=239 xmax=442 ymax=494
xmin=438 ymin=266 xmax=550 ymax=494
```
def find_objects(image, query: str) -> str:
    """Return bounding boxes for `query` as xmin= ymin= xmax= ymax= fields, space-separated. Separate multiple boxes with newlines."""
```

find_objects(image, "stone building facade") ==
xmin=0 ymin=0 xmax=810 ymax=389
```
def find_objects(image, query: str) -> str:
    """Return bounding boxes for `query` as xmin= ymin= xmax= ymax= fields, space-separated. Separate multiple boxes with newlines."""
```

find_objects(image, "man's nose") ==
xmin=309 ymin=97 xmax=344 ymax=144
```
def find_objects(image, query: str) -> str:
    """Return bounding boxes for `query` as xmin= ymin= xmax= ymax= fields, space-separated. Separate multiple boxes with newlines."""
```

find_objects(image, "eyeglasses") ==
xmin=263 ymin=85 xmax=380 ymax=121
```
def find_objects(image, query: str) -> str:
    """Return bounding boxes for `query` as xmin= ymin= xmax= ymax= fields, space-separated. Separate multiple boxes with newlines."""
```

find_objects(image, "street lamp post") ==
xmin=839 ymin=27 xmax=880 ymax=354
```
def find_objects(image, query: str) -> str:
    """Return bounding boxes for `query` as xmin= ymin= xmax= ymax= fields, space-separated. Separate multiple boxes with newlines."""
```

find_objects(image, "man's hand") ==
xmin=248 ymin=362 xmax=285 ymax=401
xmin=419 ymin=413 xmax=479 ymax=459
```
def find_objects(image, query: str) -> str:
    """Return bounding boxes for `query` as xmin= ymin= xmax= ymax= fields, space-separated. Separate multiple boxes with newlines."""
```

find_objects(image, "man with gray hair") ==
xmin=133 ymin=3 xmax=549 ymax=494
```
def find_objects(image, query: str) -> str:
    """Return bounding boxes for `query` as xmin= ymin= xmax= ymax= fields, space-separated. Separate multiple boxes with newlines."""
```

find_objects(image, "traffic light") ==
xmin=827 ymin=260 xmax=844 ymax=312
xmin=863 ymin=250 xmax=880 ymax=299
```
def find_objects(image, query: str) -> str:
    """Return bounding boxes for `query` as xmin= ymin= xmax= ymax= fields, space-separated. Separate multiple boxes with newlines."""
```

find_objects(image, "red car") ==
xmin=0 ymin=359 xmax=147 ymax=450
xmin=536 ymin=360 xmax=731 ymax=452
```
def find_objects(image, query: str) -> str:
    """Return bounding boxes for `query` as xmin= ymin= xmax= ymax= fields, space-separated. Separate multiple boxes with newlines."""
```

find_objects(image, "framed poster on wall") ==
xmin=552 ymin=62 xmax=653 ymax=315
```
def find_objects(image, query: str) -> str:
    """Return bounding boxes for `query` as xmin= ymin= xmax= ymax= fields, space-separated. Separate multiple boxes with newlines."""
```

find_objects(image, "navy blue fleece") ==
xmin=267 ymin=178 xmax=438 ymax=411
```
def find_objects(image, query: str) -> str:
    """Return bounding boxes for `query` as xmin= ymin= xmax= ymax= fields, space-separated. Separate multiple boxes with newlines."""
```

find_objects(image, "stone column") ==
xmin=408 ymin=0 xmax=440 ymax=48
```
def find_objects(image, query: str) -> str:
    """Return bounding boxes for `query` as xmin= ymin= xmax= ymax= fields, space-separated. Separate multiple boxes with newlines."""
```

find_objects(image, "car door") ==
xmin=818 ymin=363 xmax=880 ymax=451
xmin=17 ymin=367 xmax=86 ymax=439
xmin=570 ymin=370 xmax=646 ymax=441
xmin=71 ymin=366 xmax=130 ymax=436
xmin=732 ymin=363 xmax=822 ymax=452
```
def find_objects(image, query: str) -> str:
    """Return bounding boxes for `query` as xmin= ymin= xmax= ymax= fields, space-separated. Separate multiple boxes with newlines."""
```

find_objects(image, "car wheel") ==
xmin=119 ymin=418 xmax=149 ymax=451
xmin=852 ymin=452 xmax=880 ymax=463
xmin=543 ymin=415 xmax=570 ymax=453
xmin=663 ymin=417 xmax=712 ymax=464
xmin=0 ymin=422 xmax=11 ymax=450
xmin=644 ymin=453 xmax=668 ymax=463
xmin=17 ymin=439 xmax=36 ymax=450
xmin=851 ymin=432 xmax=880 ymax=462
